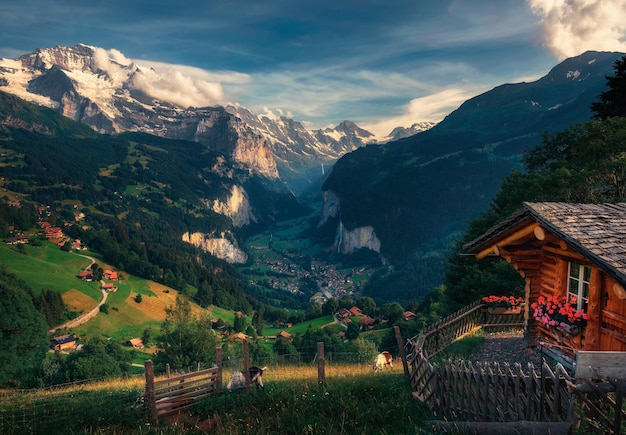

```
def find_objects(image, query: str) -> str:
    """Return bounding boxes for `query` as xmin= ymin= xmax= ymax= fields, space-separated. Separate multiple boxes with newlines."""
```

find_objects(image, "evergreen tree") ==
xmin=591 ymin=55 xmax=626 ymax=119
xmin=0 ymin=266 xmax=49 ymax=387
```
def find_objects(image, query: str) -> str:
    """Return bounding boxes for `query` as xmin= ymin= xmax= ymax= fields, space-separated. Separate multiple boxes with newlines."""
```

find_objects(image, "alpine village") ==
xmin=1 ymin=45 xmax=626 ymax=434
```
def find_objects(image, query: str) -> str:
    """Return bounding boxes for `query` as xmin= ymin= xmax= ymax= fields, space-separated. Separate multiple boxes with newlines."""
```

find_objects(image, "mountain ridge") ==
xmin=318 ymin=50 xmax=625 ymax=303
xmin=0 ymin=44 xmax=434 ymax=194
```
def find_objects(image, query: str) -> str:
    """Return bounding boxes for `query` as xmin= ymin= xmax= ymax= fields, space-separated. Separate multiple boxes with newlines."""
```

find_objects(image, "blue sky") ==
xmin=1 ymin=0 xmax=625 ymax=136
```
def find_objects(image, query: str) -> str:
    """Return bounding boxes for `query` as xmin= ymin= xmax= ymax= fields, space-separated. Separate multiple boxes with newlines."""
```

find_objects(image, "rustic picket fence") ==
xmin=406 ymin=301 xmax=574 ymax=426
xmin=406 ymin=301 xmax=626 ymax=433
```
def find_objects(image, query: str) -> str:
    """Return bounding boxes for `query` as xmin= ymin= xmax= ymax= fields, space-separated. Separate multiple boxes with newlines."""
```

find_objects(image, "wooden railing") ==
xmin=406 ymin=301 xmax=574 ymax=424
xmin=144 ymin=349 xmax=223 ymax=420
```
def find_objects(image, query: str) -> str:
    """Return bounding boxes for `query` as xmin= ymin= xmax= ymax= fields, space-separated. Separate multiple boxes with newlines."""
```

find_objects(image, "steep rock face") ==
xmin=319 ymin=190 xmax=381 ymax=254
xmin=337 ymin=223 xmax=381 ymax=254
xmin=318 ymin=190 xmax=341 ymax=227
xmin=210 ymin=185 xmax=256 ymax=227
xmin=182 ymin=231 xmax=248 ymax=264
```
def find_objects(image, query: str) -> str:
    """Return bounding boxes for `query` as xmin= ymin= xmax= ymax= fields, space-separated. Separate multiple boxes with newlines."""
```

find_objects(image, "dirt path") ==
xmin=48 ymin=253 xmax=108 ymax=333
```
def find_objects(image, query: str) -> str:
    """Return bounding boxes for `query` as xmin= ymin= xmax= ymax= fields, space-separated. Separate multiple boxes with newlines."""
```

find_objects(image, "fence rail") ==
xmin=144 ymin=349 xmax=223 ymax=419
xmin=406 ymin=301 xmax=574 ymax=424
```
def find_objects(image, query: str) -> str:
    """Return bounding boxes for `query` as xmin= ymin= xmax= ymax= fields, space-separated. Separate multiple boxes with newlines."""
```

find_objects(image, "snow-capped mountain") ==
xmin=0 ymin=44 xmax=434 ymax=194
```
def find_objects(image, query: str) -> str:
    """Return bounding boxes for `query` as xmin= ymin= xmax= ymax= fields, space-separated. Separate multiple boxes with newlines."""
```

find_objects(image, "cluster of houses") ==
xmin=335 ymin=306 xmax=417 ymax=331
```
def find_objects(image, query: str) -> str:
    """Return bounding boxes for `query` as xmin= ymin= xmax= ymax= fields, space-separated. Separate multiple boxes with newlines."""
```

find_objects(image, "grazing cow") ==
xmin=227 ymin=366 xmax=268 ymax=390
xmin=372 ymin=351 xmax=393 ymax=371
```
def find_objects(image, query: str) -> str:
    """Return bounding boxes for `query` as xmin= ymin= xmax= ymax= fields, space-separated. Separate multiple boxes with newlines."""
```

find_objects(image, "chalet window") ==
xmin=567 ymin=262 xmax=590 ymax=311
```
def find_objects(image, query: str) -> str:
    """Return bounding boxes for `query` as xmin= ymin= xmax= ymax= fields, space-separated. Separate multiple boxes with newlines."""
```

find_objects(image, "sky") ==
xmin=1 ymin=0 xmax=626 ymax=137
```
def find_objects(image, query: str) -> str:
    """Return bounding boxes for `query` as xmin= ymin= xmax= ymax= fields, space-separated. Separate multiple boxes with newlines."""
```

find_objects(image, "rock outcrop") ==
xmin=182 ymin=231 xmax=248 ymax=264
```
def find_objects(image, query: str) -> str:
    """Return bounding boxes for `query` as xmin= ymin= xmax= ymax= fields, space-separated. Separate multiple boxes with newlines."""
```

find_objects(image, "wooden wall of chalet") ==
xmin=517 ymin=239 xmax=626 ymax=354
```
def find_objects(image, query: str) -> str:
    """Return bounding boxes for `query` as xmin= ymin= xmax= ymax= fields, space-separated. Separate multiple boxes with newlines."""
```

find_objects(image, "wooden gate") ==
xmin=144 ymin=348 xmax=223 ymax=420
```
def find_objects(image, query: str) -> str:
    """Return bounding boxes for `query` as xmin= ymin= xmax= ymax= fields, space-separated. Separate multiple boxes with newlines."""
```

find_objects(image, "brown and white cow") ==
xmin=372 ymin=351 xmax=393 ymax=371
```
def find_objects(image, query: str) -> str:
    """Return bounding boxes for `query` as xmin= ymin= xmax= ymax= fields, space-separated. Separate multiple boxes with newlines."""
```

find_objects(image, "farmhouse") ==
xmin=103 ymin=270 xmax=118 ymax=280
xmin=128 ymin=338 xmax=144 ymax=348
xmin=359 ymin=315 xmax=375 ymax=330
xmin=402 ymin=311 xmax=417 ymax=321
xmin=50 ymin=334 xmax=76 ymax=351
xmin=44 ymin=226 xmax=63 ymax=239
xmin=349 ymin=306 xmax=363 ymax=317
xmin=464 ymin=202 xmax=626 ymax=367
xmin=276 ymin=330 xmax=293 ymax=341
xmin=79 ymin=269 xmax=93 ymax=281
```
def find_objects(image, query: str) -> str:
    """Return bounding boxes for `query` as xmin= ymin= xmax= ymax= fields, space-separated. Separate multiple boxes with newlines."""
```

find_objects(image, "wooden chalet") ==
xmin=464 ymin=202 xmax=626 ymax=366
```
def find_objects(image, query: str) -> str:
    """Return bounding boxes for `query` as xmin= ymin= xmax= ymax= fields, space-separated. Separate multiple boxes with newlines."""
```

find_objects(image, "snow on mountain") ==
xmin=0 ymin=44 xmax=435 ymax=193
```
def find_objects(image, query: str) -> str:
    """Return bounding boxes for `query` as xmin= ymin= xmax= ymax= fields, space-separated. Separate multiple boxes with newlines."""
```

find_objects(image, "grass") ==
xmin=0 ymin=243 xmax=101 ymax=299
xmin=0 ymin=364 xmax=432 ymax=434
xmin=192 ymin=368 xmax=431 ymax=434
xmin=263 ymin=315 xmax=336 ymax=336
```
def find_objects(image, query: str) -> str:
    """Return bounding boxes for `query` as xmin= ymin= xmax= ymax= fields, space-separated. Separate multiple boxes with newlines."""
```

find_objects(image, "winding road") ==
xmin=48 ymin=253 xmax=109 ymax=333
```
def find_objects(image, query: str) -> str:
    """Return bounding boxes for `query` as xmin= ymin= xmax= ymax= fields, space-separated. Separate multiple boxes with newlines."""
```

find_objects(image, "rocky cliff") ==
xmin=182 ymin=231 xmax=248 ymax=264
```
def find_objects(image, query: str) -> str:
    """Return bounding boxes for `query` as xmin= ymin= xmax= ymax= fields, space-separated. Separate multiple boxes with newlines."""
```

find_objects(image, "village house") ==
xmin=359 ymin=315 xmax=376 ymax=330
xmin=336 ymin=307 xmax=351 ymax=320
xmin=127 ymin=338 xmax=144 ymax=349
xmin=50 ymin=334 xmax=76 ymax=351
xmin=103 ymin=270 xmax=118 ymax=280
xmin=464 ymin=202 xmax=626 ymax=367
xmin=79 ymin=269 xmax=93 ymax=281
xmin=44 ymin=226 xmax=63 ymax=240
xmin=349 ymin=306 xmax=363 ymax=317
xmin=276 ymin=330 xmax=293 ymax=341
xmin=228 ymin=332 xmax=248 ymax=341
xmin=5 ymin=233 xmax=30 ymax=244
xmin=402 ymin=311 xmax=417 ymax=321
xmin=102 ymin=282 xmax=116 ymax=291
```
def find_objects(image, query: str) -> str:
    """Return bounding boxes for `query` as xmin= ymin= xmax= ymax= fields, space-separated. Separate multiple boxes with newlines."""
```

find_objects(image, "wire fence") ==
xmin=0 ymin=346 xmax=399 ymax=434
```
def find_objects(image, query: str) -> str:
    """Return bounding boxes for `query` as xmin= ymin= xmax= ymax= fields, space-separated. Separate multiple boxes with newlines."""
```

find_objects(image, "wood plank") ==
xmin=575 ymin=351 xmax=626 ymax=379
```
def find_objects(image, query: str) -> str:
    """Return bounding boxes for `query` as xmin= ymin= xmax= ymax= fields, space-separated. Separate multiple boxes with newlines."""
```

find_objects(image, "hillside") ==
xmin=318 ymin=50 xmax=626 ymax=303
xmin=0 ymin=90 xmax=311 ymax=313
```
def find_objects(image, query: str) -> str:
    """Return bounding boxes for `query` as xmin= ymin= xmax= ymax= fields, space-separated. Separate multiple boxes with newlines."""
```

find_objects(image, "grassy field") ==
xmin=263 ymin=315 xmax=336 ymax=337
xmin=0 ymin=241 xmax=217 ymax=344
xmin=0 ymin=363 xmax=432 ymax=434
xmin=0 ymin=242 xmax=102 ymax=299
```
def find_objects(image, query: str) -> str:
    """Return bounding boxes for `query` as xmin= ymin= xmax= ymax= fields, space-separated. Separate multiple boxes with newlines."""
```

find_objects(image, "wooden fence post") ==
xmin=216 ymin=346 xmax=223 ymax=394
xmin=317 ymin=341 xmax=326 ymax=384
xmin=243 ymin=338 xmax=251 ymax=390
xmin=144 ymin=360 xmax=157 ymax=422
xmin=394 ymin=326 xmax=409 ymax=377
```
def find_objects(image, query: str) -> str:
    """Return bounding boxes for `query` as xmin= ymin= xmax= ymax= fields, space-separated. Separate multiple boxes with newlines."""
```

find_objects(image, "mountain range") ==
xmin=0 ymin=44 xmax=434 ymax=195
xmin=1 ymin=44 xmax=623 ymax=304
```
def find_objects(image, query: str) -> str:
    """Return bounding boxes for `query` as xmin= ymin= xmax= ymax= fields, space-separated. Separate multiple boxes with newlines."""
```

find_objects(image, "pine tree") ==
xmin=591 ymin=55 xmax=626 ymax=119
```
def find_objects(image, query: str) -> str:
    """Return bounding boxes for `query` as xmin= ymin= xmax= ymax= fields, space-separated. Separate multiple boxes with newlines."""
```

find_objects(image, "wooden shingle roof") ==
xmin=464 ymin=202 xmax=626 ymax=286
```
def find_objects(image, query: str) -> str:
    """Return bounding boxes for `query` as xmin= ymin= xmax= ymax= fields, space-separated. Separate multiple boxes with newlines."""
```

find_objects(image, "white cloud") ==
xmin=362 ymin=87 xmax=486 ymax=137
xmin=528 ymin=0 xmax=626 ymax=59
xmin=130 ymin=67 xmax=225 ymax=108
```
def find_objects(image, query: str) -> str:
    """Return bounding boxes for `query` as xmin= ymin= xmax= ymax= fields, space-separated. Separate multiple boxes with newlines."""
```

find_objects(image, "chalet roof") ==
xmin=464 ymin=202 xmax=626 ymax=286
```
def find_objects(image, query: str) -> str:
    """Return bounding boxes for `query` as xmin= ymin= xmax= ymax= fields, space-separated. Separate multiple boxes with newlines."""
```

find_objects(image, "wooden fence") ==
xmin=406 ymin=301 xmax=574 ymax=424
xmin=406 ymin=302 xmax=626 ymax=433
xmin=144 ymin=348 xmax=223 ymax=420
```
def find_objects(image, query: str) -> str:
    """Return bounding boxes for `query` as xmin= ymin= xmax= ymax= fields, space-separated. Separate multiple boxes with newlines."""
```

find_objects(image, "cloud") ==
xmin=362 ymin=87 xmax=486 ymax=137
xmin=528 ymin=0 xmax=626 ymax=59
xmin=130 ymin=67 xmax=225 ymax=108
xmin=89 ymin=48 xmax=227 ymax=108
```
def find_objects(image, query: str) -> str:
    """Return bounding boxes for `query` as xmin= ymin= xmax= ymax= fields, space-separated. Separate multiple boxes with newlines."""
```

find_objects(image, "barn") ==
xmin=464 ymin=202 xmax=626 ymax=368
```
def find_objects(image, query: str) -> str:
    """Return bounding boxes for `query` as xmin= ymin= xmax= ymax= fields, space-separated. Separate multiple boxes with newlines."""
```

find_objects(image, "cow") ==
xmin=372 ymin=351 xmax=393 ymax=371
xmin=227 ymin=366 xmax=268 ymax=390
